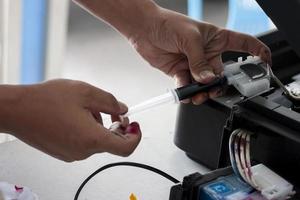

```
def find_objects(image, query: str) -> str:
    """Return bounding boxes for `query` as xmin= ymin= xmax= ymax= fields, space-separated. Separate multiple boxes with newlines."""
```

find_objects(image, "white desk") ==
xmin=0 ymin=136 xmax=208 ymax=200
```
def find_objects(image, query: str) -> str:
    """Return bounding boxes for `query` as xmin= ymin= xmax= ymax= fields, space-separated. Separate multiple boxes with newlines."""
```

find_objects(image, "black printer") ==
xmin=174 ymin=0 xmax=300 ymax=191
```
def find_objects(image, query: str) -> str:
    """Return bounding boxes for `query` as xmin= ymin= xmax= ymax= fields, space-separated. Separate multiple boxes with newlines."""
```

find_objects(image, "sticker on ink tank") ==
xmin=207 ymin=181 xmax=232 ymax=195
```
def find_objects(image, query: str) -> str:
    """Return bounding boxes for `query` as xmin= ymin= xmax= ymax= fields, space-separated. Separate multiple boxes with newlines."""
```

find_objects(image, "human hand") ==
xmin=0 ymin=79 xmax=141 ymax=162
xmin=129 ymin=7 xmax=271 ymax=104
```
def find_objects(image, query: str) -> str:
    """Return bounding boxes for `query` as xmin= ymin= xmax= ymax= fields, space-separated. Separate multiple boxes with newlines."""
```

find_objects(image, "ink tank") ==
xmin=198 ymin=174 xmax=254 ymax=200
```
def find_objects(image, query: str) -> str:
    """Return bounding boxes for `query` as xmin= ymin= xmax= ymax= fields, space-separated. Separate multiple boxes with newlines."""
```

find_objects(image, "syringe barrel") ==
xmin=122 ymin=90 xmax=177 ymax=117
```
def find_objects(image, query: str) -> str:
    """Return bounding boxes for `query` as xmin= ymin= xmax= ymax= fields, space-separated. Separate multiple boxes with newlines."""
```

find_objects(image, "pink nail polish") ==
xmin=125 ymin=122 xmax=140 ymax=134
xmin=15 ymin=185 xmax=23 ymax=192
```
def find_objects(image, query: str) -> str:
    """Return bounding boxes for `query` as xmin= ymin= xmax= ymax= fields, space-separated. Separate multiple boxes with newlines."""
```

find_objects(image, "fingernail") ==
xmin=15 ymin=185 xmax=23 ymax=192
xmin=118 ymin=101 xmax=128 ymax=114
xmin=125 ymin=122 xmax=140 ymax=135
xmin=199 ymin=70 xmax=215 ymax=81
xmin=119 ymin=115 xmax=125 ymax=123
xmin=192 ymin=93 xmax=208 ymax=105
xmin=181 ymin=99 xmax=191 ymax=104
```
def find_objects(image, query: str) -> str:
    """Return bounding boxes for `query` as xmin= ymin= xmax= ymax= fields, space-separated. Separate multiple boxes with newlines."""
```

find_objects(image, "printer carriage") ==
xmin=173 ymin=0 xmax=300 ymax=198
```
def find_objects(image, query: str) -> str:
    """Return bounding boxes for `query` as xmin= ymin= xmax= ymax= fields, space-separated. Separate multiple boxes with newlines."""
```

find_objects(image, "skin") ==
xmin=0 ymin=0 xmax=271 ymax=162
xmin=0 ymin=80 xmax=141 ymax=161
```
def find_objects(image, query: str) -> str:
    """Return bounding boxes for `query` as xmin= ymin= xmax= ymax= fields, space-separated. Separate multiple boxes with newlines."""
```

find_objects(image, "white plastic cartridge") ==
xmin=251 ymin=164 xmax=295 ymax=200
xmin=224 ymin=56 xmax=271 ymax=97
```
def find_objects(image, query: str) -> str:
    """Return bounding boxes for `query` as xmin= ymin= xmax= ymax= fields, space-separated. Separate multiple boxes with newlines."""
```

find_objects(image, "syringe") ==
xmin=120 ymin=56 xmax=273 ymax=118
xmin=122 ymin=77 xmax=227 ymax=118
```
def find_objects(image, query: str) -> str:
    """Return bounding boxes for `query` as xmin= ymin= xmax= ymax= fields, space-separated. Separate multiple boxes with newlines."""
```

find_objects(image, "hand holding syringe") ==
xmin=121 ymin=77 xmax=227 ymax=118
xmin=103 ymin=77 xmax=226 ymax=124
xmin=108 ymin=56 xmax=271 ymax=120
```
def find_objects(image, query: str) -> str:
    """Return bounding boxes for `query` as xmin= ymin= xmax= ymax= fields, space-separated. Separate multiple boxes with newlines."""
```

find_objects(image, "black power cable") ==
xmin=74 ymin=162 xmax=180 ymax=200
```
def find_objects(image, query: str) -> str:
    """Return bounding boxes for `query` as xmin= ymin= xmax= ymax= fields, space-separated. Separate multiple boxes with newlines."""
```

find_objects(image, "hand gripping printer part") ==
xmin=115 ymin=56 xmax=272 ymax=119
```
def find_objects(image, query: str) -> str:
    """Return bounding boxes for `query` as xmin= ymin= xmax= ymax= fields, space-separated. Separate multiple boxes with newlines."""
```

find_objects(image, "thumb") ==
xmin=102 ymin=122 xmax=142 ymax=157
xmin=182 ymin=35 xmax=216 ymax=83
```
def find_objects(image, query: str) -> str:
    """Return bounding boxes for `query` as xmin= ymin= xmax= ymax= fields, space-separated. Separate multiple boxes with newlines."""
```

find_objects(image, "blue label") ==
xmin=208 ymin=182 xmax=232 ymax=194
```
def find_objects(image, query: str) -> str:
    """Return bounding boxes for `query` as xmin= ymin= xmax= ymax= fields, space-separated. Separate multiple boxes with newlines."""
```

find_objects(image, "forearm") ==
xmin=73 ymin=0 xmax=159 ymax=39
xmin=0 ymin=85 xmax=28 ymax=133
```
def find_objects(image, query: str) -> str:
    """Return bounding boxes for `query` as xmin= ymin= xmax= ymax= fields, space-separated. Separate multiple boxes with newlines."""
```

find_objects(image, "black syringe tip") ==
xmin=174 ymin=77 xmax=227 ymax=101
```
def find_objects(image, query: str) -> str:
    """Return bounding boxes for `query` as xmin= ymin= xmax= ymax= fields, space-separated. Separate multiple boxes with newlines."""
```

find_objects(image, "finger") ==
xmin=221 ymin=30 xmax=272 ymax=64
xmin=121 ymin=117 xmax=130 ymax=127
xmin=209 ymin=87 xmax=224 ymax=98
xmin=259 ymin=46 xmax=272 ymax=66
xmin=88 ymin=86 xmax=128 ymax=115
xmin=101 ymin=122 xmax=142 ymax=157
xmin=110 ymin=116 xmax=129 ymax=128
xmin=181 ymin=34 xmax=216 ymax=83
xmin=174 ymin=70 xmax=191 ymax=87
xmin=109 ymin=121 xmax=126 ymax=138
xmin=117 ymin=101 xmax=128 ymax=115
xmin=208 ymin=56 xmax=224 ymax=75
xmin=192 ymin=92 xmax=209 ymax=105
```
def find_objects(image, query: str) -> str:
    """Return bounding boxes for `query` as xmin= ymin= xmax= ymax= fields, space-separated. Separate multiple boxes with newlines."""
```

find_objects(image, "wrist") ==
xmin=125 ymin=0 xmax=160 ymax=41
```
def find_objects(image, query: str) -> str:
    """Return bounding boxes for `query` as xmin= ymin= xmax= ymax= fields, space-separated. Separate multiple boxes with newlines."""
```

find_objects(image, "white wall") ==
xmin=0 ymin=0 xmax=21 ymax=84
xmin=0 ymin=0 xmax=22 ymax=143
xmin=0 ymin=1 xmax=3 ymax=82
xmin=0 ymin=0 xmax=70 ymax=83
xmin=45 ymin=0 xmax=70 ymax=80
xmin=0 ymin=0 xmax=70 ymax=143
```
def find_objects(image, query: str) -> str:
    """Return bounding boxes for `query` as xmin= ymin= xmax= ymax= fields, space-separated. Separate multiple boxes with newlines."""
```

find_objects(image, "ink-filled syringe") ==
xmin=121 ymin=77 xmax=227 ymax=118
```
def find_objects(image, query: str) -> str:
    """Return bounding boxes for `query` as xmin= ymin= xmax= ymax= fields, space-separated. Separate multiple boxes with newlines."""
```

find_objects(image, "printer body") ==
xmin=174 ymin=0 xmax=300 ymax=194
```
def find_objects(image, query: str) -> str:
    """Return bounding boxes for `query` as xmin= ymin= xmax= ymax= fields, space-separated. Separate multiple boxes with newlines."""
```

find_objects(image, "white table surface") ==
xmin=0 ymin=135 xmax=209 ymax=200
